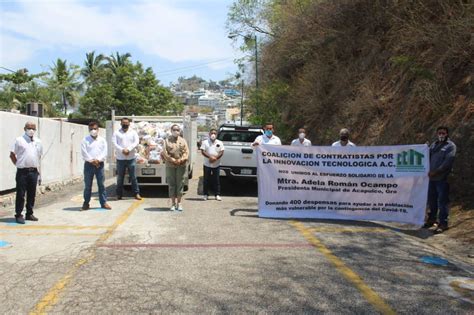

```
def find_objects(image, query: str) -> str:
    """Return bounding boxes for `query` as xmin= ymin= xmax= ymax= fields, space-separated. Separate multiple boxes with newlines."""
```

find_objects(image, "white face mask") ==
xmin=26 ymin=129 xmax=35 ymax=137
xmin=210 ymin=134 xmax=217 ymax=141
xmin=438 ymin=135 xmax=447 ymax=142
xmin=172 ymin=130 xmax=180 ymax=138
xmin=299 ymin=133 xmax=305 ymax=140
xmin=90 ymin=129 xmax=98 ymax=137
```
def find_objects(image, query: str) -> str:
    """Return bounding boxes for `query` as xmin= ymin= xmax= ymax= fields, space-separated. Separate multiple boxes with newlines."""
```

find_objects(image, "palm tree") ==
xmin=81 ymin=51 xmax=105 ymax=84
xmin=105 ymin=52 xmax=132 ymax=73
xmin=46 ymin=58 xmax=83 ymax=115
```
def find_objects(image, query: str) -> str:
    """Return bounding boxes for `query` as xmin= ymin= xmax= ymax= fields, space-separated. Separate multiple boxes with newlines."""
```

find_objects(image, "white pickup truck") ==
xmin=217 ymin=124 xmax=263 ymax=178
xmin=106 ymin=112 xmax=197 ymax=191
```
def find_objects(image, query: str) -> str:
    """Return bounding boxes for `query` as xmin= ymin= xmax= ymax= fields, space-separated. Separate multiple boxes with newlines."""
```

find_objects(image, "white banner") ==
xmin=257 ymin=144 xmax=429 ymax=225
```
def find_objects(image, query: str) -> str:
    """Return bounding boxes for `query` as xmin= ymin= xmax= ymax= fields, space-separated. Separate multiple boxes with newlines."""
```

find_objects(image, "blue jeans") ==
xmin=116 ymin=159 xmax=139 ymax=196
xmin=83 ymin=162 xmax=107 ymax=206
xmin=427 ymin=180 xmax=450 ymax=226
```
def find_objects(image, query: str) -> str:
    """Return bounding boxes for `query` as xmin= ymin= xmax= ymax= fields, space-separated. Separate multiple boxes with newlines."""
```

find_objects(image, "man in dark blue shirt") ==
xmin=424 ymin=126 xmax=456 ymax=234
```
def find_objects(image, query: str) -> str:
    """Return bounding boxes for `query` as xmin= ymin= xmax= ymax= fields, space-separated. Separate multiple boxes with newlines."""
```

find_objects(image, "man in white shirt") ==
xmin=332 ymin=128 xmax=356 ymax=147
xmin=291 ymin=128 xmax=312 ymax=146
xmin=112 ymin=117 xmax=141 ymax=200
xmin=252 ymin=123 xmax=282 ymax=146
xmin=9 ymin=122 xmax=42 ymax=224
xmin=200 ymin=128 xmax=225 ymax=201
xmin=81 ymin=121 xmax=111 ymax=211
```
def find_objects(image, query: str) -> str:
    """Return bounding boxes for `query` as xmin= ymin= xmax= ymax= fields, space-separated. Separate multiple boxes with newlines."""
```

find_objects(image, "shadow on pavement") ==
xmin=143 ymin=207 xmax=172 ymax=212
xmin=230 ymin=208 xmax=258 ymax=218
xmin=63 ymin=207 xmax=82 ymax=211
xmin=197 ymin=176 xmax=258 ymax=197
xmin=0 ymin=217 xmax=16 ymax=223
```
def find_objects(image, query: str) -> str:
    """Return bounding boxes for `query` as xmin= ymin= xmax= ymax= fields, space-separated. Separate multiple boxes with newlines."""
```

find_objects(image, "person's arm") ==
xmin=98 ymin=138 xmax=108 ymax=162
xmin=215 ymin=142 xmax=225 ymax=160
xmin=112 ymin=131 xmax=124 ymax=151
xmin=10 ymin=152 xmax=17 ymax=165
xmin=161 ymin=140 xmax=176 ymax=164
xmin=179 ymin=139 xmax=189 ymax=164
xmin=433 ymin=143 xmax=456 ymax=175
xmin=128 ymin=130 xmax=139 ymax=151
xmin=252 ymin=136 xmax=262 ymax=146
xmin=81 ymin=139 xmax=93 ymax=162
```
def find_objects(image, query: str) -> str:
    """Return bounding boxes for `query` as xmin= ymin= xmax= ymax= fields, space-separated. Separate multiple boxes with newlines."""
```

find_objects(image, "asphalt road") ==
xmin=0 ymin=155 xmax=472 ymax=314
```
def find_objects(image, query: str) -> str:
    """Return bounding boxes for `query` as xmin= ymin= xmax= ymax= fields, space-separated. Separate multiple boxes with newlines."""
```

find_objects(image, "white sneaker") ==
xmin=170 ymin=204 xmax=176 ymax=211
xmin=202 ymin=195 xmax=208 ymax=201
xmin=216 ymin=195 xmax=222 ymax=201
xmin=177 ymin=203 xmax=183 ymax=211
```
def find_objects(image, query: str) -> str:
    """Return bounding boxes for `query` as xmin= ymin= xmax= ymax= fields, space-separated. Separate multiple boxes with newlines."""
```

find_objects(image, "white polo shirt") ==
xmin=253 ymin=134 xmax=282 ymax=146
xmin=81 ymin=135 xmax=107 ymax=163
xmin=291 ymin=138 xmax=312 ymax=146
xmin=200 ymin=139 xmax=225 ymax=168
xmin=11 ymin=134 xmax=42 ymax=169
xmin=112 ymin=128 xmax=139 ymax=160
xmin=332 ymin=140 xmax=356 ymax=147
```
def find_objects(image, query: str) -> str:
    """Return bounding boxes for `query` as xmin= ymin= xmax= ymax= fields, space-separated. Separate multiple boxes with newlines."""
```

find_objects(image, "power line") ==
xmin=155 ymin=57 xmax=237 ymax=75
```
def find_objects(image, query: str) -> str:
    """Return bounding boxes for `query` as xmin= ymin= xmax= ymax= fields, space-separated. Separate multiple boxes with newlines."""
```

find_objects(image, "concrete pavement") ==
xmin=0 ymin=155 xmax=472 ymax=314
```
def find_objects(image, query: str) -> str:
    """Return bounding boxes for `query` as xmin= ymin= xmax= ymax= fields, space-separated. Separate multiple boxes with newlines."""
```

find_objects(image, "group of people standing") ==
xmin=9 ymin=121 xmax=456 ymax=234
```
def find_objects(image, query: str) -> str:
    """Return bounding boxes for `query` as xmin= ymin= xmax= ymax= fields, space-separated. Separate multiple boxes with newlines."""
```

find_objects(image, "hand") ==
xmin=428 ymin=171 xmax=437 ymax=178
xmin=252 ymin=142 xmax=260 ymax=146
xmin=122 ymin=149 xmax=129 ymax=155
xmin=209 ymin=156 xmax=216 ymax=163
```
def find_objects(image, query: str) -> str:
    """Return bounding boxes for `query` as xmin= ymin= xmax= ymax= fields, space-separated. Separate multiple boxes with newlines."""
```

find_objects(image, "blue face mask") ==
xmin=264 ymin=130 xmax=273 ymax=137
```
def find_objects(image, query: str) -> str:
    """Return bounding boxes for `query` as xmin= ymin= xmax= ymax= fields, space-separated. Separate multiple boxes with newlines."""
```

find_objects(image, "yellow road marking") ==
xmin=30 ymin=199 xmax=144 ymax=315
xmin=0 ymin=225 xmax=108 ymax=230
xmin=290 ymin=221 xmax=396 ymax=315
xmin=307 ymin=227 xmax=388 ymax=233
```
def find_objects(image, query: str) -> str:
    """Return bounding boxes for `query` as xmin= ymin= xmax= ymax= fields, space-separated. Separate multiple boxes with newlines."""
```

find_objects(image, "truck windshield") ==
xmin=218 ymin=130 xmax=262 ymax=143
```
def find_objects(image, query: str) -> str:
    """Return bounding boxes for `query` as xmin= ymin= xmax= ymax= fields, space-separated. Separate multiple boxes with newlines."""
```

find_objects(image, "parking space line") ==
xmin=290 ymin=221 xmax=396 ymax=315
xmin=30 ymin=199 xmax=144 ymax=315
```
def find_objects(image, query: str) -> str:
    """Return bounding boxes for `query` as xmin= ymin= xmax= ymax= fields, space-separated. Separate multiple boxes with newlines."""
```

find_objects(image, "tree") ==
xmin=0 ymin=68 xmax=48 ymax=111
xmin=81 ymin=51 xmax=105 ymax=85
xmin=105 ymin=52 xmax=132 ymax=73
xmin=46 ymin=58 xmax=82 ymax=114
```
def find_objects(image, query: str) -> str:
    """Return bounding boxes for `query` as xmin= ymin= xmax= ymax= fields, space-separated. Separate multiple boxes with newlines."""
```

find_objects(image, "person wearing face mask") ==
xmin=80 ymin=121 xmax=111 ymax=211
xmin=9 ymin=122 xmax=43 ymax=224
xmin=291 ymin=128 xmax=312 ymax=146
xmin=424 ymin=126 xmax=456 ymax=234
xmin=332 ymin=128 xmax=356 ymax=147
xmin=200 ymin=128 xmax=225 ymax=201
xmin=252 ymin=123 xmax=282 ymax=146
xmin=161 ymin=124 xmax=189 ymax=211
xmin=112 ymin=117 xmax=142 ymax=201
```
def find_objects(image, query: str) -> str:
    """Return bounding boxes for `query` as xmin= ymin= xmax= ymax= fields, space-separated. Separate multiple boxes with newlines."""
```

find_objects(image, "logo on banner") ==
xmin=396 ymin=149 xmax=425 ymax=172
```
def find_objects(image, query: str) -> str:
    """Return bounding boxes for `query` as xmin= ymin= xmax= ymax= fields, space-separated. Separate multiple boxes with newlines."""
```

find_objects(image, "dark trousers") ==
xmin=84 ymin=162 xmax=107 ymax=206
xmin=428 ymin=180 xmax=450 ymax=226
xmin=116 ymin=159 xmax=139 ymax=197
xmin=15 ymin=168 xmax=38 ymax=216
xmin=203 ymin=165 xmax=220 ymax=196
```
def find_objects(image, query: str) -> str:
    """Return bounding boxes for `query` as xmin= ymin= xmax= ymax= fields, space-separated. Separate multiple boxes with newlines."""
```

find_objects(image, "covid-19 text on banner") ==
xmin=256 ymin=144 xmax=429 ymax=225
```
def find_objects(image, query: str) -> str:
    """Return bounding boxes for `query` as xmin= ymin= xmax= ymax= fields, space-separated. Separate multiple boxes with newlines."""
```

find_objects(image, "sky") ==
xmin=0 ymin=0 xmax=242 ymax=85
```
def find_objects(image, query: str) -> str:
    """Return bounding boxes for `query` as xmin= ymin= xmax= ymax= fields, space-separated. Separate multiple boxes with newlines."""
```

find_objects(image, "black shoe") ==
xmin=434 ymin=225 xmax=448 ymax=234
xmin=25 ymin=214 xmax=39 ymax=221
xmin=81 ymin=203 xmax=90 ymax=211
xmin=15 ymin=215 xmax=25 ymax=224
xmin=422 ymin=220 xmax=436 ymax=229
xmin=117 ymin=196 xmax=122 ymax=200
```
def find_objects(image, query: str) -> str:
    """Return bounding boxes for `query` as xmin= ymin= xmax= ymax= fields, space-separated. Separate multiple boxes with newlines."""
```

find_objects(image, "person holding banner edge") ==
xmin=424 ymin=126 xmax=456 ymax=234
xmin=252 ymin=123 xmax=282 ymax=146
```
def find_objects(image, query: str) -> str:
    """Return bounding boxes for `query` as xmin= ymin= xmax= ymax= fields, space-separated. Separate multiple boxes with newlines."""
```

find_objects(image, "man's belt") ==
xmin=18 ymin=167 xmax=38 ymax=172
